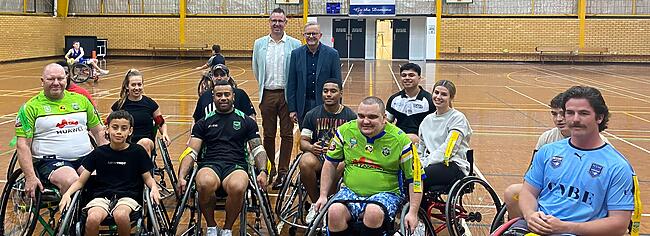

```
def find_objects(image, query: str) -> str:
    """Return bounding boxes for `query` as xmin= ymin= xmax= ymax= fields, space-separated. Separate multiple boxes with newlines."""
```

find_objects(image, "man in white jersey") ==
xmin=15 ymin=63 xmax=107 ymax=198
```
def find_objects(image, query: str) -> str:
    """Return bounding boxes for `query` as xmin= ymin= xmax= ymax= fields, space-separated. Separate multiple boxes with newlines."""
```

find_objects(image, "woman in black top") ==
xmin=112 ymin=69 xmax=170 ymax=156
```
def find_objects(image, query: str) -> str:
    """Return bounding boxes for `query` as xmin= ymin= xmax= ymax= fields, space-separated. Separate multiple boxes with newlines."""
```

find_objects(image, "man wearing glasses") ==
xmin=253 ymin=8 xmax=302 ymax=189
xmin=287 ymin=21 xmax=342 ymax=128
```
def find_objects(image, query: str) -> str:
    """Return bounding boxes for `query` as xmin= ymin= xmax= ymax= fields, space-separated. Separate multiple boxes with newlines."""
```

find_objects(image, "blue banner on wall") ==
xmin=349 ymin=4 xmax=395 ymax=15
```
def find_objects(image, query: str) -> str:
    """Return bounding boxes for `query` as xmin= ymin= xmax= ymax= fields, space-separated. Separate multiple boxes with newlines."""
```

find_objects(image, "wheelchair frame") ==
xmin=169 ymin=154 xmax=277 ymax=236
xmin=419 ymin=150 xmax=503 ymax=236
xmin=55 ymin=183 xmax=170 ymax=236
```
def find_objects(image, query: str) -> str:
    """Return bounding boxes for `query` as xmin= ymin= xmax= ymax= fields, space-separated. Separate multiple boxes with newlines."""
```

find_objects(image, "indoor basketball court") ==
xmin=1 ymin=0 xmax=649 ymax=235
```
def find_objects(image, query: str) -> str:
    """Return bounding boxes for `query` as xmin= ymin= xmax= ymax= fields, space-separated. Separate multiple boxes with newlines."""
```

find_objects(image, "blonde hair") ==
xmin=433 ymin=80 xmax=457 ymax=108
xmin=116 ymin=69 xmax=143 ymax=109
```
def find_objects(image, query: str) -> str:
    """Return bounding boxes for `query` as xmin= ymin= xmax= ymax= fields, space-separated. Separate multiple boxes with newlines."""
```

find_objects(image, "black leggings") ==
xmin=423 ymin=162 xmax=466 ymax=190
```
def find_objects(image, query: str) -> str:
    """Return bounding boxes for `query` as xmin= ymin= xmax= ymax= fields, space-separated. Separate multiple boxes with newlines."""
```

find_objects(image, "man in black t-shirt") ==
xmin=59 ymin=110 xmax=159 ymax=236
xmin=385 ymin=63 xmax=435 ymax=143
xmin=179 ymin=80 xmax=269 ymax=236
xmin=193 ymin=64 xmax=256 ymax=122
xmin=299 ymin=79 xmax=356 ymax=222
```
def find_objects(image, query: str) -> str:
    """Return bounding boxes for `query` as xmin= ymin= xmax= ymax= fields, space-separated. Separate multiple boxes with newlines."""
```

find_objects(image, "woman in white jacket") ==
xmin=418 ymin=80 xmax=472 ymax=189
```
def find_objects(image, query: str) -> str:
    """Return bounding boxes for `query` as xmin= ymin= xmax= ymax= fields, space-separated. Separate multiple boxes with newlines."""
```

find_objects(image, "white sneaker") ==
xmin=306 ymin=204 xmax=318 ymax=223
xmin=206 ymin=226 xmax=219 ymax=236
xmin=99 ymin=69 xmax=109 ymax=75
xmin=221 ymin=229 xmax=232 ymax=236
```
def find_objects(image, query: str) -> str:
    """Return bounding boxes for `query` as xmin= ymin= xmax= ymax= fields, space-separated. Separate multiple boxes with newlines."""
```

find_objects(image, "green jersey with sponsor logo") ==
xmin=15 ymin=91 xmax=101 ymax=160
xmin=326 ymin=121 xmax=423 ymax=196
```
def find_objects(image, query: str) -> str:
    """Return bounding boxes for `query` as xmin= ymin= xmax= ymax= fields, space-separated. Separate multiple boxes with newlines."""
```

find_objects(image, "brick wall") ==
xmin=2 ymin=15 xmax=650 ymax=62
xmin=0 ymin=16 xmax=63 ymax=62
xmin=585 ymin=19 xmax=650 ymax=55
xmin=441 ymin=18 xmax=579 ymax=54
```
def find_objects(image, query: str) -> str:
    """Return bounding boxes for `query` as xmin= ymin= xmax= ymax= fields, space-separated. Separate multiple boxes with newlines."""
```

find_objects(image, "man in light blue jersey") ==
xmin=517 ymin=86 xmax=637 ymax=235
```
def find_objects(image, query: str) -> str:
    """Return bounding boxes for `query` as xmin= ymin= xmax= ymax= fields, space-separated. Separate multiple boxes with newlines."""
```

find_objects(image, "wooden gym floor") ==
xmin=0 ymin=58 xmax=648 ymax=234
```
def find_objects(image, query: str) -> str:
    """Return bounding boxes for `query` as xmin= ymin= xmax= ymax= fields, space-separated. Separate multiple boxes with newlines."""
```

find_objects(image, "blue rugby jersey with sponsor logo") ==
xmin=524 ymin=138 xmax=635 ymax=222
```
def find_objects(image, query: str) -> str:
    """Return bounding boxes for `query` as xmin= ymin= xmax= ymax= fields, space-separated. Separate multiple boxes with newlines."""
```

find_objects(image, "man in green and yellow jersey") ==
xmin=314 ymin=96 xmax=423 ymax=235
xmin=15 ymin=63 xmax=106 ymax=199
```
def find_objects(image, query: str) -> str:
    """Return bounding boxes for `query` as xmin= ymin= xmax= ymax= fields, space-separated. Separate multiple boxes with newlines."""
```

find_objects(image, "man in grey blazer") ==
xmin=252 ymin=8 xmax=302 ymax=189
xmin=287 ymin=21 xmax=342 ymax=127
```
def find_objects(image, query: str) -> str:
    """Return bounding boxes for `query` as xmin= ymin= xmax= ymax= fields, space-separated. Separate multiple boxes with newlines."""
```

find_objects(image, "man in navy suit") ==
xmin=287 ymin=21 xmax=342 ymax=128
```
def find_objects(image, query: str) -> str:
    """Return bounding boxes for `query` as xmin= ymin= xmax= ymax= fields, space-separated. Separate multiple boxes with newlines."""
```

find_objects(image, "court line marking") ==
xmin=574 ymin=67 xmax=650 ymax=86
xmin=388 ymin=63 xmax=402 ymax=91
xmin=534 ymin=67 xmax=650 ymax=103
xmin=2 ymin=61 xmax=189 ymax=98
xmin=506 ymin=86 xmax=650 ymax=155
xmin=342 ymin=63 xmax=355 ymax=87
xmin=458 ymin=64 xmax=480 ymax=76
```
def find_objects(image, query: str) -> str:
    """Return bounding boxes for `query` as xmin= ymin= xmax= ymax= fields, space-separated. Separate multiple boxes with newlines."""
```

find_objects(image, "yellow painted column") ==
xmin=303 ymin=0 xmax=309 ymax=25
xmin=179 ymin=0 xmax=186 ymax=44
xmin=578 ymin=0 xmax=586 ymax=48
xmin=632 ymin=0 xmax=637 ymax=15
xmin=56 ymin=0 xmax=69 ymax=17
xmin=435 ymin=0 xmax=442 ymax=60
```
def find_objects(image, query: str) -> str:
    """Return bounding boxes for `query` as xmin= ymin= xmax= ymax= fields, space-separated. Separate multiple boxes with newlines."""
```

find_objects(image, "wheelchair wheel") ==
xmin=6 ymin=151 xmax=18 ymax=180
xmin=276 ymin=155 xmax=310 ymax=231
xmin=56 ymin=191 xmax=82 ymax=236
xmin=445 ymin=176 xmax=502 ymax=236
xmin=154 ymin=138 xmax=178 ymax=202
xmin=145 ymin=187 xmax=172 ymax=236
xmin=197 ymin=76 xmax=212 ymax=97
xmin=170 ymin=167 xmax=200 ymax=235
xmin=0 ymin=169 xmax=42 ymax=236
xmin=399 ymin=203 xmax=436 ymax=236
xmin=71 ymin=63 xmax=92 ymax=83
xmin=247 ymin=176 xmax=278 ymax=236
xmin=490 ymin=203 xmax=509 ymax=233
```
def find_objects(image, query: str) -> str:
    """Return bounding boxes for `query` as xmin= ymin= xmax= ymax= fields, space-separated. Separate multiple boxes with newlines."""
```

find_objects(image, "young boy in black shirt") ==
xmin=59 ymin=110 xmax=160 ymax=236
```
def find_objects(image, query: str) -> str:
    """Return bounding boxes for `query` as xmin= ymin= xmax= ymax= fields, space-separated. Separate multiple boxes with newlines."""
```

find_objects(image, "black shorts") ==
xmin=198 ymin=162 xmax=247 ymax=182
xmin=34 ymin=158 xmax=84 ymax=183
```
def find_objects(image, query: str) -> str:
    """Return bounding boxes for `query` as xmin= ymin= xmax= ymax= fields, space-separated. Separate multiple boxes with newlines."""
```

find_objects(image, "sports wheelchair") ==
xmin=418 ymin=150 xmax=503 ymax=236
xmin=68 ymin=63 xmax=99 ymax=83
xmin=55 ymin=177 xmax=170 ymax=235
xmin=169 ymin=152 xmax=277 ymax=236
xmin=0 ymin=169 xmax=62 ymax=236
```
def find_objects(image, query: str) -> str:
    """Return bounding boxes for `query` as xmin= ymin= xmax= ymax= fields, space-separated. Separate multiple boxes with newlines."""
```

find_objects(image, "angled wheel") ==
xmin=145 ymin=187 xmax=172 ymax=236
xmin=490 ymin=203 xmax=509 ymax=233
xmin=0 ymin=169 xmax=42 ymax=236
xmin=276 ymin=155 xmax=311 ymax=232
xmin=445 ymin=176 xmax=502 ymax=236
xmin=247 ymin=165 xmax=278 ymax=236
xmin=71 ymin=63 xmax=92 ymax=83
xmin=154 ymin=138 xmax=178 ymax=202
xmin=305 ymin=198 xmax=336 ymax=236
xmin=6 ymin=151 xmax=17 ymax=180
xmin=197 ymin=76 xmax=212 ymax=97
xmin=56 ymin=191 xmax=81 ymax=236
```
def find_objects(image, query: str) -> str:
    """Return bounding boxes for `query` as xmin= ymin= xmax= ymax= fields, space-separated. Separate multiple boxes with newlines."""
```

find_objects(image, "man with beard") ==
xmin=513 ymin=86 xmax=638 ymax=235
xmin=177 ymin=80 xmax=269 ymax=236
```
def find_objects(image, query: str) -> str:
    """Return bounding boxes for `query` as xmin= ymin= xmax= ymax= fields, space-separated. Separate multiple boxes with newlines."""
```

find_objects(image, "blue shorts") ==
xmin=330 ymin=187 xmax=403 ymax=222
xmin=34 ymin=159 xmax=84 ymax=183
